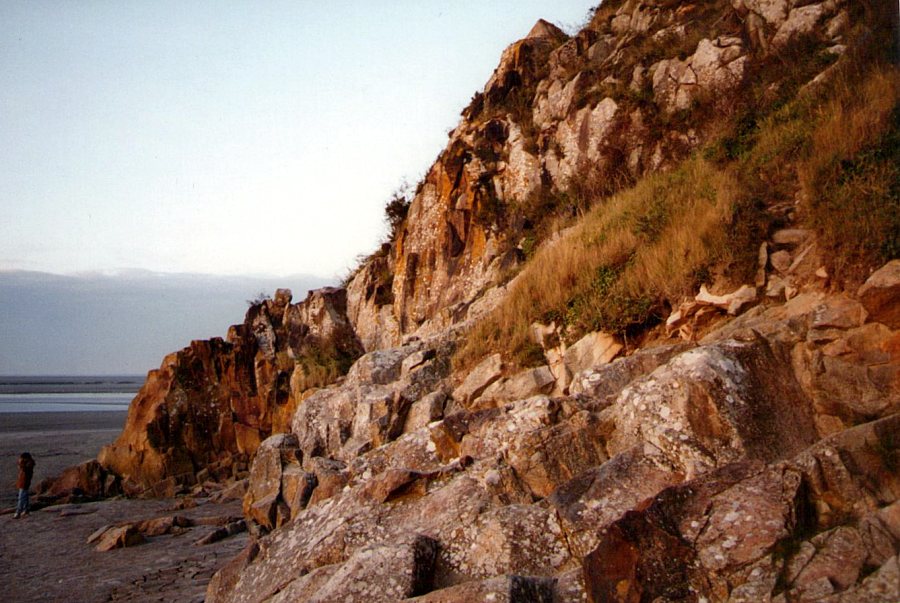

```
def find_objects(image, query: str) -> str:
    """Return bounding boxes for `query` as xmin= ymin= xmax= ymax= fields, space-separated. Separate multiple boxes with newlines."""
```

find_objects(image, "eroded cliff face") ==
xmin=98 ymin=288 xmax=362 ymax=494
xmin=346 ymin=0 xmax=857 ymax=349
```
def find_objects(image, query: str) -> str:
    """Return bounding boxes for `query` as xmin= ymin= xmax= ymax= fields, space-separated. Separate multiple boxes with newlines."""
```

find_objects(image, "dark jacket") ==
xmin=16 ymin=455 xmax=35 ymax=490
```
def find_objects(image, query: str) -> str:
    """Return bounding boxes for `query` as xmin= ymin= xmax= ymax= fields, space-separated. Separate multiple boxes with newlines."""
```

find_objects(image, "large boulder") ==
xmin=289 ymin=341 xmax=450 ymax=464
xmin=452 ymin=353 xmax=504 ymax=407
xmin=606 ymin=337 xmax=819 ymax=476
xmin=474 ymin=365 xmax=555 ymax=408
xmin=582 ymin=461 xmax=804 ymax=603
xmin=410 ymin=575 xmax=555 ymax=602
xmin=858 ymin=260 xmax=900 ymax=328
xmin=265 ymin=536 xmax=439 ymax=603
xmin=581 ymin=414 xmax=900 ymax=603
xmin=36 ymin=460 xmax=115 ymax=503
xmin=652 ymin=37 xmax=747 ymax=115
xmin=242 ymin=433 xmax=300 ymax=531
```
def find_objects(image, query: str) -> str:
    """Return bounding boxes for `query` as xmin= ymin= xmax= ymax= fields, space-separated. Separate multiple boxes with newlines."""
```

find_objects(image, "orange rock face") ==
xmin=351 ymin=28 xmax=569 ymax=344
xmin=98 ymin=288 xmax=362 ymax=493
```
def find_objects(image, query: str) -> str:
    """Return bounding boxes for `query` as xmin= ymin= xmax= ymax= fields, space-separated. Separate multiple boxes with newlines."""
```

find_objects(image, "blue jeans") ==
xmin=15 ymin=488 xmax=29 ymax=515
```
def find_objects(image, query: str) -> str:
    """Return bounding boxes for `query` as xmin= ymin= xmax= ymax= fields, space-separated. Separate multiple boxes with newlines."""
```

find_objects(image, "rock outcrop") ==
xmin=210 ymin=266 xmax=900 ymax=602
xmin=858 ymin=259 xmax=900 ymax=328
xmin=98 ymin=288 xmax=362 ymax=494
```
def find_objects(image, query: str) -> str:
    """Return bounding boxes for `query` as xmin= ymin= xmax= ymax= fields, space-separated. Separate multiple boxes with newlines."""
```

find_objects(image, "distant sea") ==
xmin=0 ymin=376 xmax=142 ymax=413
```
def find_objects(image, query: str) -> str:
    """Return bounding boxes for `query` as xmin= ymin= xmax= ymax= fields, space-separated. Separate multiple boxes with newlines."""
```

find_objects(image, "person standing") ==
xmin=14 ymin=452 xmax=35 ymax=519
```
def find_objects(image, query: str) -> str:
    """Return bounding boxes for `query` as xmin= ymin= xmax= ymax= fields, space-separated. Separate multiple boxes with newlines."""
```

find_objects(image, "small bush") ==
xmin=247 ymin=292 xmax=271 ymax=306
xmin=292 ymin=330 xmax=362 ymax=392
xmin=384 ymin=181 xmax=414 ymax=242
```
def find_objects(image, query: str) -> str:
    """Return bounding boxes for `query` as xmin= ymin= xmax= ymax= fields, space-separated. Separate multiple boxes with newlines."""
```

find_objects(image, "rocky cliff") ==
xmin=72 ymin=0 xmax=900 ymax=601
xmin=211 ymin=258 xmax=900 ymax=602
xmin=98 ymin=288 xmax=361 ymax=495
xmin=346 ymin=0 xmax=860 ymax=349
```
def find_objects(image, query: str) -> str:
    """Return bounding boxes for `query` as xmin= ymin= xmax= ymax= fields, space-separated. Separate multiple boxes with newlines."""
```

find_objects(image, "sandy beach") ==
xmin=0 ymin=494 xmax=247 ymax=603
xmin=0 ymin=410 xmax=250 ymax=602
xmin=0 ymin=411 xmax=126 ymax=508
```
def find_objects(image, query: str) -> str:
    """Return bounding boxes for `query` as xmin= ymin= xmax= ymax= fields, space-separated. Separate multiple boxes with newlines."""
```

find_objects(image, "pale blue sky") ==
xmin=1 ymin=1 xmax=595 ymax=280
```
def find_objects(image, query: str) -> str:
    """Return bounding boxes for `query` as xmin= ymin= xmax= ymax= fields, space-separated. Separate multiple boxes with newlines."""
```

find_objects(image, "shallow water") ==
xmin=0 ymin=392 xmax=134 ymax=413
xmin=0 ymin=376 xmax=141 ymax=413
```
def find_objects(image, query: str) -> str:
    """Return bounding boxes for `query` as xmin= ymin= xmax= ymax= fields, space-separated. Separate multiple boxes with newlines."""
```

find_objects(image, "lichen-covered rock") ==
xmin=580 ymin=413 xmax=900 ymax=603
xmin=346 ymin=343 xmax=421 ymax=386
xmin=267 ymin=535 xmax=438 ymax=603
xmin=569 ymin=342 xmax=692 ymax=401
xmin=652 ymin=37 xmax=747 ymax=115
xmin=795 ymin=322 xmax=900 ymax=423
xmin=506 ymin=409 xmax=610 ymax=499
xmin=452 ymin=353 xmax=503 ymax=407
xmin=345 ymin=252 xmax=403 ymax=352
xmin=772 ymin=2 xmax=829 ymax=48
xmin=788 ymin=526 xmax=868 ymax=596
xmin=287 ymin=340 xmax=448 ymax=465
xmin=213 ymin=322 xmax=899 ymax=603
xmin=562 ymin=331 xmax=623 ymax=384
xmin=496 ymin=122 xmax=542 ymax=203
xmin=817 ymin=555 xmax=899 ymax=603
xmin=582 ymin=460 xmax=803 ymax=603
xmin=404 ymin=390 xmax=448 ymax=433
xmin=242 ymin=433 xmax=300 ymax=530
xmin=475 ymin=365 xmax=555 ymax=408
xmin=790 ymin=414 xmax=900 ymax=529
xmin=548 ymin=98 xmax=619 ymax=185
xmin=550 ymin=444 xmax=684 ymax=559
xmin=458 ymin=397 xmax=558 ymax=461
xmin=280 ymin=465 xmax=316 ymax=517
xmin=409 ymin=575 xmax=556 ymax=603
xmin=606 ymin=337 xmax=818 ymax=476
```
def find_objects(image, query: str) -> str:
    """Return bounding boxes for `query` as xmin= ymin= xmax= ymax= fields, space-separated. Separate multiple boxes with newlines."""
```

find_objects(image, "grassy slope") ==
xmin=456 ymin=12 xmax=900 ymax=370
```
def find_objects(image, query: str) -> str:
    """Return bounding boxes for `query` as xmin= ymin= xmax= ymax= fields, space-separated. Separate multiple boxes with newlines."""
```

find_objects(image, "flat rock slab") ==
xmin=0 ymin=496 xmax=247 ymax=603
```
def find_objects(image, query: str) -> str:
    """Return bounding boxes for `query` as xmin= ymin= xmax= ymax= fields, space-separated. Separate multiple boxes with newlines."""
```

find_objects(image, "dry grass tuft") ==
xmin=800 ymin=67 xmax=900 ymax=282
xmin=456 ymin=158 xmax=736 ymax=368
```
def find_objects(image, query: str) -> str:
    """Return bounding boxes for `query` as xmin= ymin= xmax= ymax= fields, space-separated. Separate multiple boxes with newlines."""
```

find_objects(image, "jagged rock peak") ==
xmin=525 ymin=18 xmax=567 ymax=41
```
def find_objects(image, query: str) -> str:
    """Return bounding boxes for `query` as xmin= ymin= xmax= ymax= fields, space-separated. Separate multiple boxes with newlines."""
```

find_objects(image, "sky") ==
xmin=0 ymin=0 xmax=596 ymax=279
xmin=0 ymin=1 xmax=597 ymax=375
xmin=0 ymin=270 xmax=330 ymax=375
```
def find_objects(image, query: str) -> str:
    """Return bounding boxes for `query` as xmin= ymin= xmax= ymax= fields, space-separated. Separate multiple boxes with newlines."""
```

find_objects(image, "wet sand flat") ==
xmin=0 ymin=411 xmax=126 ymax=508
